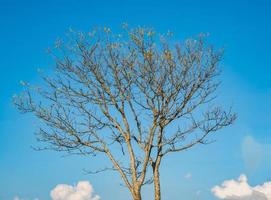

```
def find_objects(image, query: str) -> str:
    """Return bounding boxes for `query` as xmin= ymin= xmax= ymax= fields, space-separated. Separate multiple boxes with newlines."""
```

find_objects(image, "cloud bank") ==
xmin=50 ymin=181 xmax=100 ymax=200
xmin=212 ymin=174 xmax=271 ymax=200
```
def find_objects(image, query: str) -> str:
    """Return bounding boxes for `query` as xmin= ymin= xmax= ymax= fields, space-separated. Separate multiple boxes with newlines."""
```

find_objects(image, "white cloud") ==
xmin=50 ymin=181 xmax=100 ymax=200
xmin=212 ymin=174 xmax=271 ymax=200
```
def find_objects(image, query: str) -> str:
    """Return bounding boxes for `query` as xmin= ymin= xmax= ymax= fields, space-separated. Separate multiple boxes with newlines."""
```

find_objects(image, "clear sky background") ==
xmin=1 ymin=0 xmax=271 ymax=200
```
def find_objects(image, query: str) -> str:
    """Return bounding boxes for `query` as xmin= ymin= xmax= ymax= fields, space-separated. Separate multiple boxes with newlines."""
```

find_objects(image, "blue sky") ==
xmin=1 ymin=0 xmax=271 ymax=199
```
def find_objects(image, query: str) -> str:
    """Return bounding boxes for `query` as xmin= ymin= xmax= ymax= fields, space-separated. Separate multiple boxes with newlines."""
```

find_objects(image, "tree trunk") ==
xmin=132 ymin=185 xmax=142 ymax=200
xmin=153 ymin=156 xmax=162 ymax=200
xmin=154 ymin=167 xmax=161 ymax=200
xmin=133 ymin=194 xmax=142 ymax=200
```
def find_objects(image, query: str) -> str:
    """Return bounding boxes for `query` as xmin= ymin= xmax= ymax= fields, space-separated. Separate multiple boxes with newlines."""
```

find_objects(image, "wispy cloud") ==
xmin=211 ymin=174 xmax=271 ymax=200
xmin=13 ymin=196 xmax=39 ymax=200
xmin=241 ymin=135 xmax=263 ymax=171
xmin=184 ymin=173 xmax=192 ymax=179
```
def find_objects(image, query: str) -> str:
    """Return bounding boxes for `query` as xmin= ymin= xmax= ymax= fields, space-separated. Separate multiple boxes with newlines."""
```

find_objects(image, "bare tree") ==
xmin=14 ymin=25 xmax=236 ymax=200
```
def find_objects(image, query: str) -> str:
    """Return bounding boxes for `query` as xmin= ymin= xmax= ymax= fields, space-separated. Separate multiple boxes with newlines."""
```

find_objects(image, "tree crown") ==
xmin=14 ymin=25 xmax=236 ymax=196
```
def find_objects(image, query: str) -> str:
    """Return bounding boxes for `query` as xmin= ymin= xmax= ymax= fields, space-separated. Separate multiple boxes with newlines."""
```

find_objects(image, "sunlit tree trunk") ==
xmin=153 ymin=156 xmax=162 ymax=200
xmin=132 ymin=185 xmax=142 ymax=200
xmin=133 ymin=193 xmax=142 ymax=200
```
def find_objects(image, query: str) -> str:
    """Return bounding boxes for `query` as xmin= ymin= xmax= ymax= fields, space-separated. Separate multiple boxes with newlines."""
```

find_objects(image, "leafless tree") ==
xmin=14 ymin=25 xmax=236 ymax=200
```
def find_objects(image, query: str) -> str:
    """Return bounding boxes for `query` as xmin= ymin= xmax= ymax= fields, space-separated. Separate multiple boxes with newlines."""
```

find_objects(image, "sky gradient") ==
xmin=1 ymin=0 xmax=271 ymax=199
